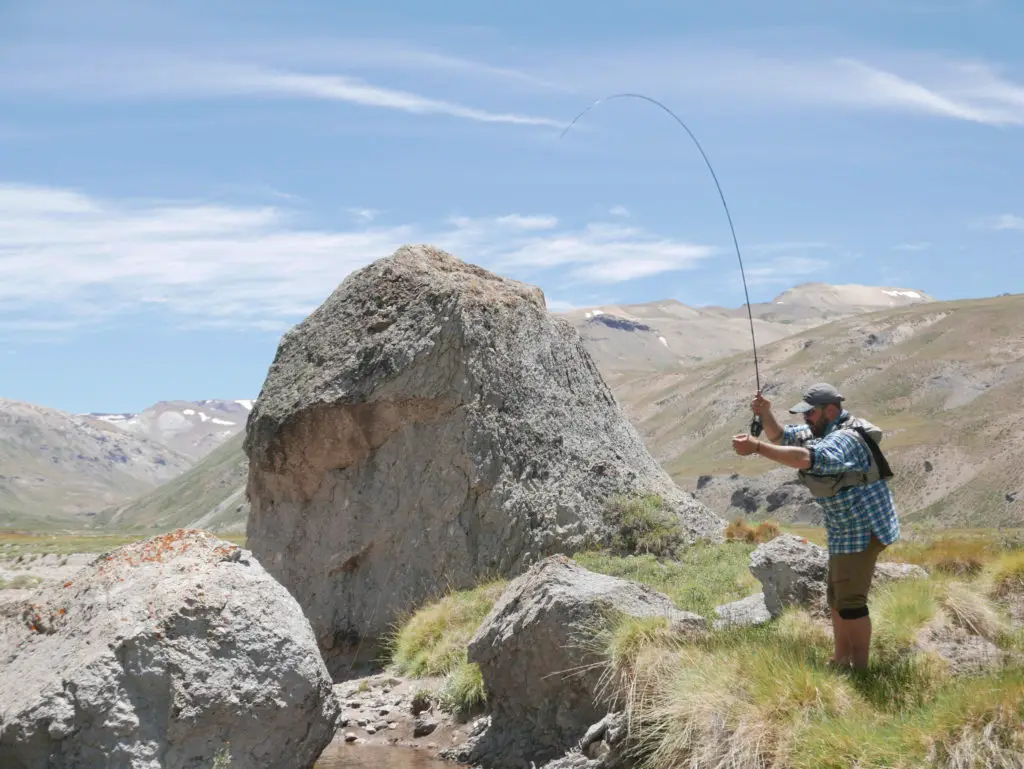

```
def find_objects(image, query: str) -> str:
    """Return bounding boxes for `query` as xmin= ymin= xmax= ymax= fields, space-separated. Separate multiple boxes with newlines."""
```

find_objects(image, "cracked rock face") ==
xmin=244 ymin=245 xmax=725 ymax=671
xmin=0 ymin=530 xmax=339 ymax=769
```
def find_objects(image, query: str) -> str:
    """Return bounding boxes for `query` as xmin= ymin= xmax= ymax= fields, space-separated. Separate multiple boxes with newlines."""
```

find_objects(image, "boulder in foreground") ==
xmin=466 ymin=554 xmax=705 ymax=768
xmin=0 ymin=529 xmax=339 ymax=769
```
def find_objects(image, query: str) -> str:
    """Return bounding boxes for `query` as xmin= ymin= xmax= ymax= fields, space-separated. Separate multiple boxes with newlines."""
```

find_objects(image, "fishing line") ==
xmin=559 ymin=92 xmax=764 ymax=436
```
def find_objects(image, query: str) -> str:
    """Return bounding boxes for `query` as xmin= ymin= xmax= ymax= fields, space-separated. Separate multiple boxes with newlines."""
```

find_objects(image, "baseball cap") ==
xmin=789 ymin=382 xmax=845 ymax=414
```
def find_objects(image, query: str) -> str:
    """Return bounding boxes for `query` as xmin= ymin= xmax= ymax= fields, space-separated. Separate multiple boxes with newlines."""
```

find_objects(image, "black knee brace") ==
xmin=838 ymin=606 xmax=869 ymax=620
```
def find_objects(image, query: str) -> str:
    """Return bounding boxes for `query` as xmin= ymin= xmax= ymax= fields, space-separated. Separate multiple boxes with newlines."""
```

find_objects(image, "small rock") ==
xmin=365 ymin=726 xmax=377 ymax=735
xmin=346 ymin=701 xmax=362 ymax=709
xmin=713 ymin=593 xmax=772 ymax=630
xmin=378 ymin=707 xmax=390 ymax=716
xmin=356 ymin=719 xmax=368 ymax=728
xmin=413 ymin=716 xmax=439 ymax=738
xmin=344 ymin=733 xmax=358 ymax=743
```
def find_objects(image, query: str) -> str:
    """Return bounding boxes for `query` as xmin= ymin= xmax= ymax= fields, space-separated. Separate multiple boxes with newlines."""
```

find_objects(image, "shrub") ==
xmin=603 ymin=494 xmax=684 ymax=558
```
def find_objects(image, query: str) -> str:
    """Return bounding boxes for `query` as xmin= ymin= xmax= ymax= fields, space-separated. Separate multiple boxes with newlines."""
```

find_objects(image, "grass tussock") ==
xmin=725 ymin=517 xmax=782 ymax=544
xmin=389 ymin=580 xmax=506 ymax=678
xmin=986 ymin=550 xmax=1024 ymax=597
xmin=603 ymin=494 xmax=685 ymax=558
xmin=593 ymin=565 xmax=1024 ymax=769
xmin=387 ymin=580 xmax=505 ymax=718
xmin=438 ymin=656 xmax=487 ymax=716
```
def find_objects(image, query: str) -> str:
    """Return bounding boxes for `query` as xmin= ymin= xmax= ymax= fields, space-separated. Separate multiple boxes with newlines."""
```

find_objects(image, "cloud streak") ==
xmin=0 ymin=46 xmax=564 ymax=128
xmin=985 ymin=213 xmax=1024 ymax=230
xmin=544 ymin=46 xmax=1024 ymax=127
xmin=0 ymin=183 xmax=714 ymax=335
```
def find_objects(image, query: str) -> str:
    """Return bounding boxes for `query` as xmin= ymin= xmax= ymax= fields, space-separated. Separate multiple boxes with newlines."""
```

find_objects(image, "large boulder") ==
xmin=750 ymin=534 xmax=929 ymax=617
xmin=244 ymin=245 xmax=724 ymax=669
xmin=0 ymin=530 xmax=339 ymax=769
xmin=465 ymin=555 xmax=705 ymax=768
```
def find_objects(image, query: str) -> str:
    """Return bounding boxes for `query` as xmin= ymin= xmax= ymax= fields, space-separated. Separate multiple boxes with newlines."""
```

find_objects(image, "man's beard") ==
xmin=806 ymin=412 xmax=830 ymax=438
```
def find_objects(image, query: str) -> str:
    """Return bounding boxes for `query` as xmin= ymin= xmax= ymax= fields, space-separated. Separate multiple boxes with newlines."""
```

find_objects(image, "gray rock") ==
xmin=538 ymin=753 xmax=603 ymax=769
xmin=713 ymin=592 xmax=772 ymax=629
xmin=412 ymin=716 xmax=438 ymax=738
xmin=0 ymin=529 xmax=339 ymax=769
xmin=749 ymin=534 xmax=829 ymax=617
xmin=244 ymin=245 xmax=724 ymax=671
xmin=466 ymin=555 xmax=704 ymax=768
xmin=874 ymin=561 xmax=929 ymax=583
xmin=750 ymin=535 xmax=931 ymax=618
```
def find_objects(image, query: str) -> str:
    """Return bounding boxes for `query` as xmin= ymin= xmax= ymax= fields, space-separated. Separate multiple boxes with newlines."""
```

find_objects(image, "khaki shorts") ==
xmin=827 ymin=535 xmax=886 ymax=613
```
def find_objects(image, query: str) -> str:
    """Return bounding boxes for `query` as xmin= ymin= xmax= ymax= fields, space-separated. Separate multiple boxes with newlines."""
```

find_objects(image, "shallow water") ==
xmin=314 ymin=743 xmax=451 ymax=769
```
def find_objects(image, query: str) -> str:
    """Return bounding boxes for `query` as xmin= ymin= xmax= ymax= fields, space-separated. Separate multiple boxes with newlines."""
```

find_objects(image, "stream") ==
xmin=314 ymin=742 xmax=451 ymax=769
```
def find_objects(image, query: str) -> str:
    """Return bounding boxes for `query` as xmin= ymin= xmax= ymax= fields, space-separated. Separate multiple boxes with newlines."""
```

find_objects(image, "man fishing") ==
xmin=731 ymin=383 xmax=901 ymax=671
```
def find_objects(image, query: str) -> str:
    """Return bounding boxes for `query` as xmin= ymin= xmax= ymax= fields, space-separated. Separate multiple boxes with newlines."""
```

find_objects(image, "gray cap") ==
xmin=789 ymin=382 xmax=844 ymax=413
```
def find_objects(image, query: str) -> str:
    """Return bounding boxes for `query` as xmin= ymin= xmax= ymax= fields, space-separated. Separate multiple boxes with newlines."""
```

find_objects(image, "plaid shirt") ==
xmin=781 ymin=411 xmax=900 ymax=554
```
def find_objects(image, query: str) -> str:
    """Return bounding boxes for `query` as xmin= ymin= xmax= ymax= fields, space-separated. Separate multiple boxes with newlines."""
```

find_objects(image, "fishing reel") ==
xmin=750 ymin=414 xmax=763 ymax=437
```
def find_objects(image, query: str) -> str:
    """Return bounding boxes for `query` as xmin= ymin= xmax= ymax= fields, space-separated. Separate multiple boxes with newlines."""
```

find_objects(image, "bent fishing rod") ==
xmin=559 ymin=93 xmax=764 ymax=437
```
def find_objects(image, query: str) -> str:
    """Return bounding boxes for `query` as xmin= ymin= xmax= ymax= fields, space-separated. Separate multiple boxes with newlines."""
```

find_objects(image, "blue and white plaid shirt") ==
xmin=781 ymin=411 xmax=901 ymax=554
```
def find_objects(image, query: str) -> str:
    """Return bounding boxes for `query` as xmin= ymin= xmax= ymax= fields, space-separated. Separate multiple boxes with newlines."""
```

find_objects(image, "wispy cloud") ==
xmin=891 ymin=241 xmax=932 ymax=251
xmin=0 ymin=183 xmax=714 ymax=335
xmin=983 ymin=213 xmax=1024 ymax=230
xmin=743 ymin=256 xmax=830 ymax=286
xmin=609 ymin=205 xmax=630 ymax=217
xmin=0 ymin=40 xmax=565 ymax=128
xmin=544 ymin=46 xmax=1024 ymax=127
xmin=348 ymin=207 xmax=381 ymax=222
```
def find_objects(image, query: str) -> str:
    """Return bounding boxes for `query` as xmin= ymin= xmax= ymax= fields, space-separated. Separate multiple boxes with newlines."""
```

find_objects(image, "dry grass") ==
xmin=883 ymin=535 xmax=1003 ymax=576
xmin=0 ymin=530 xmax=247 ymax=558
xmin=725 ymin=518 xmax=782 ymax=544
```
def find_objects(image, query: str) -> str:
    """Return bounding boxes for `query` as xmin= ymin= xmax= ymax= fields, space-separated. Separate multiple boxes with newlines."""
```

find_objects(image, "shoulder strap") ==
xmin=850 ymin=425 xmax=894 ymax=480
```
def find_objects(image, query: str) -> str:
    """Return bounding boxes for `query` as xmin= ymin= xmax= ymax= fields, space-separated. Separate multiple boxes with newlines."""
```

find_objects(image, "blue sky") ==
xmin=1 ymin=0 xmax=1023 ymax=414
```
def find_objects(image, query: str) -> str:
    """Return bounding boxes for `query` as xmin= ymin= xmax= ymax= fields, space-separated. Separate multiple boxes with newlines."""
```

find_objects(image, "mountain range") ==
xmin=4 ymin=281 xmax=1020 ymax=534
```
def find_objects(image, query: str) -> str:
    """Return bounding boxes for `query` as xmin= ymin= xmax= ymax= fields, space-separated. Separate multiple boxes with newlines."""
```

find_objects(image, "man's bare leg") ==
xmin=830 ymin=608 xmax=852 ymax=666
xmin=845 ymin=614 xmax=872 ymax=671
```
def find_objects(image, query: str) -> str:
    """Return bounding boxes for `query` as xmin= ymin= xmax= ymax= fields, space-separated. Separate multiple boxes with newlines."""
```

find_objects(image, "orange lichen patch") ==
xmin=63 ymin=581 xmax=73 ymax=588
xmin=95 ymin=529 xmax=240 ymax=575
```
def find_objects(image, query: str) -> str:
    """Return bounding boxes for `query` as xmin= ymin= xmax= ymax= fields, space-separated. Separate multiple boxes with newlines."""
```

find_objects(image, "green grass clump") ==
xmin=388 ymin=579 xmax=506 ymax=718
xmin=574 ymin=541 xmax=759 ymax=617
xmin=389 ymin=580 xmax=506 ymax=678
xmin=438 ymin=656 xmax=488 ymax=716
xmin=602 ymin=494 xmax=684 ymax=558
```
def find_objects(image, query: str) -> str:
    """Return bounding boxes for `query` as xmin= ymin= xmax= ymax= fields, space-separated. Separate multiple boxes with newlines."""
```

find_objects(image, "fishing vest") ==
xmin=796 ymin=414 xmax=894 ymax=499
